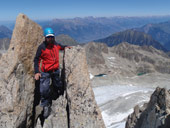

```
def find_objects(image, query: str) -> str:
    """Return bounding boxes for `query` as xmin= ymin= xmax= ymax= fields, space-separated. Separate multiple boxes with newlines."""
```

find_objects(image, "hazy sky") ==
xmin=1 ymin=0 xmax=170 ymax=21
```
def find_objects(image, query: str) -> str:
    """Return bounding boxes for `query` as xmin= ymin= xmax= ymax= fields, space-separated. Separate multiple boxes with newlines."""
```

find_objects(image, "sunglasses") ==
xmin=46 ymin=36 xmax=54 ymax=39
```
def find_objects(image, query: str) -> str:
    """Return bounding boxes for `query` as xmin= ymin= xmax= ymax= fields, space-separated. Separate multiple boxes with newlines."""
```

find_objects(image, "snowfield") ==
xmin=93 ymin=85 xmax=154 ymax=128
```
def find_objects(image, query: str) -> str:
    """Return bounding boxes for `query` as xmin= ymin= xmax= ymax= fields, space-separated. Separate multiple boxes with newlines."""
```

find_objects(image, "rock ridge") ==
xmin=126 ymin=87 xmax=170 ymax=128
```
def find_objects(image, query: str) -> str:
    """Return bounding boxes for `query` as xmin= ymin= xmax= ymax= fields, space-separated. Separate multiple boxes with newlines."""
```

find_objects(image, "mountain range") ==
xmin=84 ymin=42 xmax=170 ymax=79
xmin=0 ymin=25 xmax=12 ymax=38
xmin=134 ymin=20 xmax=170 ymax=51
xmin=1 ymin=16 xmax=170 ymax=51
xmin=94 ymin=30 xmax=168 ymax=52
xmin=1 ymin=14 xmax=170 ymax=128
xmin=55 ymin=34 xmax=79 ymax=46
xmin=41 ymin=16 xmax=170 ymax=43
xmin=2 ymin=16 xmax=170 ymax=44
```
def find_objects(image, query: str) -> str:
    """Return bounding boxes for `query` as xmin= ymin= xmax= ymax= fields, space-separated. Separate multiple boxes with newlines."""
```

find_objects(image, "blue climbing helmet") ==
xmin=44 ymin=28 xmax=55 ymax=37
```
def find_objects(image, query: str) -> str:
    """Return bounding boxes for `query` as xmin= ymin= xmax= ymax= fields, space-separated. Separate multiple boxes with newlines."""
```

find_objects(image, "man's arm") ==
xmin=34 ymin=45 xmax=42 ymax=74
xmin=34 ymin=45 xmax=43 ymax=80
xmin=59 ymin=43 xmax=68 ymax=50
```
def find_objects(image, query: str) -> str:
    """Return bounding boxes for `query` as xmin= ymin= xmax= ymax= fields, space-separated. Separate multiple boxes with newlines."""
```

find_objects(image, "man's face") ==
xmin=45 ymin=36 xmax=55 ymax=44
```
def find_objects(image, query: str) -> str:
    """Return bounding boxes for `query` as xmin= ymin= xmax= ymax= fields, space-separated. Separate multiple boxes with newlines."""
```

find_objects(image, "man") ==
xmin=34 ymin=28 xmax=68 ymax=118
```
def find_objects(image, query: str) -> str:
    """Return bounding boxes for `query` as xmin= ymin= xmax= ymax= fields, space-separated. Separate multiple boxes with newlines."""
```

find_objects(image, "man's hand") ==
xmin=66 ymin=46 xmax=72 ymax=49
xmin=35 ymin=73 xmax=41 ymax=80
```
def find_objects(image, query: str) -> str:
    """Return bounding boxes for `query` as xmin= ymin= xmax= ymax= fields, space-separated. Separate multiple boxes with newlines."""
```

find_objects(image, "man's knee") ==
xmin=40 ymin=87 xmax=50 ymax=97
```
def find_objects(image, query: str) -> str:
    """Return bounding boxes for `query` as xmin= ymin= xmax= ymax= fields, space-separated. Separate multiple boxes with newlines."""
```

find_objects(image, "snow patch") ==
xmin=93 ymin=84 xmax=154 ymax=128
xmin=93 ymin=85 xmax=153 ymax=106
xmin=89 ymin=73 xmax=94 ymax=79
xmin=122 ymin=90 xmax=151 ymax=97
xmin=102 ymin=109 xmax=133 ymax=128
xmin=129 ymin=84 xmax=133 ymax=86
xmin=110 ymin=122 xmax=126 ymax=128
xmin=108 ymin=57 xmax=116 ymax=60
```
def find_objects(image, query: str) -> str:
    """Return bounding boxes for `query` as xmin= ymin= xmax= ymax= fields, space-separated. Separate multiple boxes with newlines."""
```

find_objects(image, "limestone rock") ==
xmin=0 ymin=13 xmax=43 ymax=128
xmin=126 ymin=87 xmax=170 ymax=128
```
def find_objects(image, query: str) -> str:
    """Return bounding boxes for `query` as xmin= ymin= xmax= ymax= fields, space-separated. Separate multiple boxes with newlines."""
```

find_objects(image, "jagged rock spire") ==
xmin=0 ymin=13 xmax=43 ymax=127
xmin=126 ymin=87 xmax=170 ymax=128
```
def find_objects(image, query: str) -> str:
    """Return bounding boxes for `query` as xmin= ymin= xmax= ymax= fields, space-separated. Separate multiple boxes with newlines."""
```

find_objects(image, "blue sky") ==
xmin=1 ymin=0 xmax=170 ymax=21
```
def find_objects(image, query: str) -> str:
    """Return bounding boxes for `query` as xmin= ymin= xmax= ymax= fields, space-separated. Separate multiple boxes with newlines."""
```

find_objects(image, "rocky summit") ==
xmin=126 ymin=87 xmax=170 ymax=128
xmin=0 ymin=14 xmax=105 ymax=128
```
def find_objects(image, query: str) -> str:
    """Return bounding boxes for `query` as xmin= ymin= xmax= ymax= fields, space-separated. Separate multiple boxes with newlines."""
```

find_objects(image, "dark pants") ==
xmin=40 ymin=69 xmax=63 ymax=107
